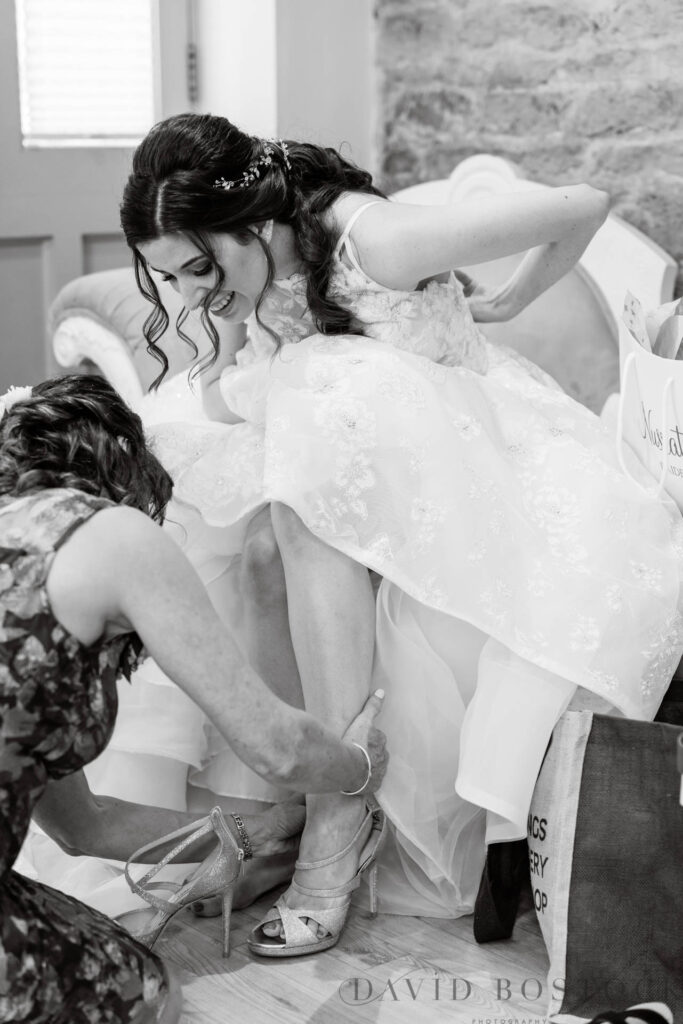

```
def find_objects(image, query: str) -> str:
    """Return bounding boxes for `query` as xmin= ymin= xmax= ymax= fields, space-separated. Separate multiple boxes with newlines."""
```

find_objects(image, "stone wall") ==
xmin=376 ymin=0 xmax=683 ymax=292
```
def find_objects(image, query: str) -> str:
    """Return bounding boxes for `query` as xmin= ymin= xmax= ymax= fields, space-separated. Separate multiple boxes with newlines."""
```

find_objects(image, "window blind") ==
xmin=15 ymin=0 xmax=158 ymax=147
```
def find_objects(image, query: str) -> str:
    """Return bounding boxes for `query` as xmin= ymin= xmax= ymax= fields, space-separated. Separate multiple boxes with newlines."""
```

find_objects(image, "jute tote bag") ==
xmin=527 ymin=711 xmax=683 ymax=1022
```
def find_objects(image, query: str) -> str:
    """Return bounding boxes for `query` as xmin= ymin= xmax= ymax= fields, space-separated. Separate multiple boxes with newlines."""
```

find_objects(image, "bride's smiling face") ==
xmin=139 ymin=230 xmax=269 ymax=322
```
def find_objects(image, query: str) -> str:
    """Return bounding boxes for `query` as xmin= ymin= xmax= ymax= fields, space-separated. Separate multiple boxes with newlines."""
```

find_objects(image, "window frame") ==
xmin=14 ymin=0 xmax=163 ymax=149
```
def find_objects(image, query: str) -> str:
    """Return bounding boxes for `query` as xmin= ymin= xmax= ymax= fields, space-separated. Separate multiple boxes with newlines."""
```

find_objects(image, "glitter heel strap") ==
xmin=116 ymin=807 xmax=246 ymax=957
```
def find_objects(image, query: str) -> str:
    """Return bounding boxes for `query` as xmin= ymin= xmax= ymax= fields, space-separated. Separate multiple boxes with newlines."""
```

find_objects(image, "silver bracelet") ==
xmin=341 ymin=741 xmax=372 ymax=796
xmin=230 ymin=813 xmax=253 ymax=859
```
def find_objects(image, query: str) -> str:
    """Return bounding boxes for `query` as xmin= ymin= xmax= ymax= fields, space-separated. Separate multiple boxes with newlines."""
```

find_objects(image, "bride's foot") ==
xmin=261 ymin=802 xmax=371 ymax=941
xmin=249 ymin=799 xmax=386 ymax=957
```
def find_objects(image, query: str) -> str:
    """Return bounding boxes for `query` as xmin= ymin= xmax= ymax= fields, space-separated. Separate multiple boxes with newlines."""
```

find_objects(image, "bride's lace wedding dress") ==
xmin=20 ymin=201 xmax=683 ymax=918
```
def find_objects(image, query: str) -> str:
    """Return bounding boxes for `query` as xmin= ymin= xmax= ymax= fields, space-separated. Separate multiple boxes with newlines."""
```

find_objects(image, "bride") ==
xmin=82 ymin=111 xmax=683 ymax=956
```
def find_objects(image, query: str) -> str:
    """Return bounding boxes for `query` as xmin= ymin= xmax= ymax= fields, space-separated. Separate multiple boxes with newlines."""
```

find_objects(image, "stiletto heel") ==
xmin=221 ymin=887 xmax=234 ymax=957
xmin=115 ymin=807 xmax=248 ymax=958
xmin=248 ymin=798 xmax=386 ymax=958
xmin=368 ymin=863 xmax=378 ymax=916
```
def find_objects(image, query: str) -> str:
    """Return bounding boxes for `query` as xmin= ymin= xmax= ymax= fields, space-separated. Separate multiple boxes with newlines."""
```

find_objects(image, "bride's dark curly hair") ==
xmin=120 ymin=112 xmax=386 ymax=386
xmin=0 ymin=375 xmax=173 ymax=521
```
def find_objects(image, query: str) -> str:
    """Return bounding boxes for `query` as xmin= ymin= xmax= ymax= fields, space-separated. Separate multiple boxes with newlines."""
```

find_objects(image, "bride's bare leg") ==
xmin=239 ymin=507 xmax=304 ymax=710
xmin=264 ymin=502 xmax=377 ymax=939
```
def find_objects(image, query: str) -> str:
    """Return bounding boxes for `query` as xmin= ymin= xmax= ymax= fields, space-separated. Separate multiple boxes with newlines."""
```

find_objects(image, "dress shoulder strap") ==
xmin=333 ymin=200 xmax=386 ymax=276
xmin=0 ymin=489 xmax=112 ymax=556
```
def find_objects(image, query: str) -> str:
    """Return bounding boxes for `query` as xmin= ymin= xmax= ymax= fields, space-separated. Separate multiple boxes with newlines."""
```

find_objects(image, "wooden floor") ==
xmin=156 ymin=888 xmax=550 ymax=1024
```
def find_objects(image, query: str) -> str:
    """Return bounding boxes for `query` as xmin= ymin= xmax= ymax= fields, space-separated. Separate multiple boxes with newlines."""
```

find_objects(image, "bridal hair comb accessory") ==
xmin=276 ymin=138 xmax=292 ymax=171
xmin=0 ymin=386 xmax=32 ymax=419
xmin=214 ymin=138 xmax=291 ymax=191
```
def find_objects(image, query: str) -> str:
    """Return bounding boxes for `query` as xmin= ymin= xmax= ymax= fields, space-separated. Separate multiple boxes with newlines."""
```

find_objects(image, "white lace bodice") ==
xmin=234 ymin=206 xmax=489 ymax=375
xmin=328 ymin=262 xmax=489 ymax=373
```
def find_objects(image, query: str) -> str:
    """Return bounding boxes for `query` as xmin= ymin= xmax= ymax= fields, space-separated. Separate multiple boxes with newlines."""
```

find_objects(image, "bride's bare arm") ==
xmin=341 ymin=185 xmax=610 ymax=314
xmin=46 ymin=507 xmax=387 ymax=795
xmin=198 ymin=319 xmax=248 ymax=422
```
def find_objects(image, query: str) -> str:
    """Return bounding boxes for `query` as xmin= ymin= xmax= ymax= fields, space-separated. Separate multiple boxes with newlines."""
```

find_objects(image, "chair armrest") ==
xmin=53 ymin=315 xmax=146 ymax=410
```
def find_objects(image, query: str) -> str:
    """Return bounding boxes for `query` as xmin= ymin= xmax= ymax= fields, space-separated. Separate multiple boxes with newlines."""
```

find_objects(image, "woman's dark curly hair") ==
xmin=0 ymin=375 xmax=173 ymax=521
xmin=120 ymin=112 xmax=386 ymax=386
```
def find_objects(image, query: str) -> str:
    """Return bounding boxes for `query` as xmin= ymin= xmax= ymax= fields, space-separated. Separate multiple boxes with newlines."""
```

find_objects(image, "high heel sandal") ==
xmin=116 ymin=807 xmax=246 ymax=958
xmin=587 ymin=1006 xmax=673 ymax=1024
xmin=248 ymin=799 xmax=386 ymax=958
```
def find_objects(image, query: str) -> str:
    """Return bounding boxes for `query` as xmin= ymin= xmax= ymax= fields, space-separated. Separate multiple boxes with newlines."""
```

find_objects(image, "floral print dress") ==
xmin=133 ymin=200 xmax=683 ymax=918
xmin=0 ymin=488 xmax=168 ymax=1023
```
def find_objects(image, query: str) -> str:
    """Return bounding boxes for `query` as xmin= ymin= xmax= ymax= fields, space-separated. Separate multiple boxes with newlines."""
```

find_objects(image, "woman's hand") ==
xmin=341 ymin=690 xmax=389 ymax=794
xmin=244 ymin=799 xmax=306 ymax=856
xmin=453 ymin=271 xmax=515 ymax=324
xmin=199 ymin=319 xmax=249 ymax=423
xmin=200 ymin=375 xmax=247 ymax=424
xmin=452 ymin=269 xmax=475 ymax=298
xmin=466 ymin=280 xmax=517 ymax=323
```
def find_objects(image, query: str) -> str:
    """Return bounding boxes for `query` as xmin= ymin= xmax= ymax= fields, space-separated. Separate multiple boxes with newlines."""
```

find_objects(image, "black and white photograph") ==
xmin=0 ymin=1 xmax=681 ymax=1022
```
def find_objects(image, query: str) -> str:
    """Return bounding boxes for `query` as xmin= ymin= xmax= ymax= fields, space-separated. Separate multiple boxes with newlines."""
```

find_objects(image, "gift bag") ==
xmin=617 ymin=294 xmax=683 ymax=508
xmin=527 ymin=710 xmax=683 ymax=1023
